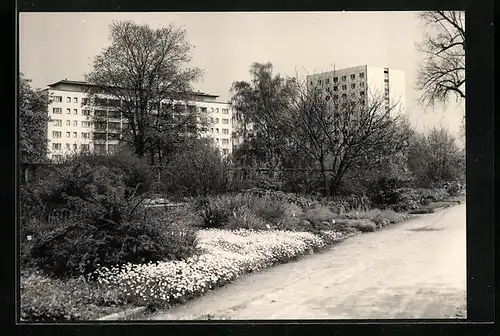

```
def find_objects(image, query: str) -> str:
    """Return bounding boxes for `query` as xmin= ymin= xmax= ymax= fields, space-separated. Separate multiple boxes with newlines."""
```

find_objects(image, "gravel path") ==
xmin=148 ymin=204 xmax=466 ymax=320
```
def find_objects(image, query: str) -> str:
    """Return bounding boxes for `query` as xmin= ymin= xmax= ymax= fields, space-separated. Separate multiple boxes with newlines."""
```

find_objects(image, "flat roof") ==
xmin=47 ymin=79 xmax=220 ymax=98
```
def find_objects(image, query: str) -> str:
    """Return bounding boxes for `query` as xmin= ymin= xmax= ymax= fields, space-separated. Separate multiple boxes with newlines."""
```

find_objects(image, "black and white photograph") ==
xmin=19 ymin=11 xmax=470 ymax=322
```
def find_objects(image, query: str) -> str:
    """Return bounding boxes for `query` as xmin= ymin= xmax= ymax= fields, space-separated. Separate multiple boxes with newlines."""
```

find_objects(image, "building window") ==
xmin=333 ymin=77 xmax=338 ymax=82
xmin=310 ymin=81 xmax=313 ymax=85
xmin=360 ymin=82 xmax=365 ymax=87
xmin=201 ymin=107 xmax=207 ymax=112
xmin=109 ymin=111 xmax=121 ymax=119
xmin=52 ymin=155 xmax=62 ymax=160
xmin=66 ymin=132 xmax=70 ymax=138
xmin=215 ymin=138 xmax=219 ymax=143
xmin=66 ymin=108 xmax=71 ymax=114
xmin=359 ymin=72 xmax=365 ymax=78
xmin=73 ymin=120 xmax=78 ymax=126
xmin=81 ymin=144 xmax=90 ymax=151
xmin=360 ymin=91 xmax=365 ymax=96
xmin=73 ymin=144 xmax=78 ymax=150
xmin=222 ymin=128 xmax=229 ymax=135
xmin=82 ymin=132 xmax=90 ymax=139
xmin=52 ymin=119 xmax=62 ymax=126
xmin=73 ymin=132 xmax=77 ymax=138
xmin=66 ymin=120 xmax=71 ymax=126
xmin=66 ymin=97 xmax=71 ymax=103
xmin=215 ymin=118 xmax=219 ymax=123
xmin=222 ymin=109 xmax=229 ymax=114
xmin=73 ymin=97 xmax=78 ymax=103
xmin=222 ymin=118 xmax=229 ymax=124
xmin=82 ymin=121 xmax=90 ymax=128
xmin=351 ymin=83 xmax=356 ymax=89
xmin=318 ymin=80 xmax=322 ymax=85
xmin=215 ymin=108 xmax=219 ymax=113
xmin=333 ymin=86 xmax=338 ymax=91
xmin=73 ymin=109 xmax=78 ymax=115
xmin=221 ymin=139 xmax=229 ymax=145
xmin=82 ymin=109 xmax=90 ymax=116
xmin=53 ymin=108 xmax=62 ymax=114
xmin=66 ymin=143 xmax=71 ymax=150
xmin=341 ymin=75 xmax=346 ymax=81
xmin=52 ymin=131 xmax=62 ymax=138
xmin=52 ymin=143 xmax=61 ymax=150
xmin=223 ymin=149 xmax=229 ymax=155
xmin=95 ymin=110 xmax=107 ymax=118
xmin=53 ymin=96 xmax=62 ymax=102
xmin=333 ymin=95 xmax=339 ymax=100
xmin=325 ymin=78 xmax=330 ymax=84
xmin=210 ymin=128 xmax=214 ymax=133
xmin=215 ymin=128 xmax=219 ymax=134
xmin=82 ymin=98 xmax=89 ymax=105
xmin=94 ymin=144 xmax=106 ymax=154
xmin=342 ymin=94 xmax=347 ymax=99
xmin=342 ymin=84 xmax=347 ymax=90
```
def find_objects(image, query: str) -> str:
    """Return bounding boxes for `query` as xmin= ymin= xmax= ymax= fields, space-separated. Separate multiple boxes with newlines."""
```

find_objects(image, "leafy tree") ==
xmin=408 ymin=127 xmax=464 ymax=187
xmin=84 ymin=21 xmax=204 ymax=164
xmin=19 ymin=73 xmax=50 ymax=163
xmin=416 ymin=11 xmax=465 ymax=106
xmin=230 ymin=62 xmax=298 ymax=170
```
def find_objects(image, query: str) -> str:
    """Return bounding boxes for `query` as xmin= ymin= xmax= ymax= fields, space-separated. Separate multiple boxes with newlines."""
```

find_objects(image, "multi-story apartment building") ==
xmin=306 ymin=65 xmax=406 ymax=115
xmin=45 ymin=79 xmax=233 ymax=161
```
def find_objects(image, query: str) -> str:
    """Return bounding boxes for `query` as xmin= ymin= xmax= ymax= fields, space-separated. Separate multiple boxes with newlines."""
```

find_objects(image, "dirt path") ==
xmin=148 ymin=204 xmax=466 ymax=320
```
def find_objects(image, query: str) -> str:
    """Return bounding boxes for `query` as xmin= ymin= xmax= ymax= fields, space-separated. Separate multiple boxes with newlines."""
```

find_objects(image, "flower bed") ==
xmin=93 ymin=229 xmax=351 ymax=309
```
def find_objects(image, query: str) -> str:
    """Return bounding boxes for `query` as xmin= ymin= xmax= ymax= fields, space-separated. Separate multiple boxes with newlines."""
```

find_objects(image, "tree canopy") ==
xmin=85 ymin=20 xmax=204 ymax=164
xmin=19 ymin=73 xmax=50 ymax=163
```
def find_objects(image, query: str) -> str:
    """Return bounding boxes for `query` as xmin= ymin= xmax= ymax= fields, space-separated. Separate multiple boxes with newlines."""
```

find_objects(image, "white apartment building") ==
xmin=45 ymin=80 xmax=234 ymax=161
xmin=306 ymin=65 xmax=406 ymax=115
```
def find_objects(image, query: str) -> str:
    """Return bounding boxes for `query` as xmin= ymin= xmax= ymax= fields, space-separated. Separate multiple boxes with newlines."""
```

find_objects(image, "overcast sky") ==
xmin=19 ymin=12 xmax=465 ymax=136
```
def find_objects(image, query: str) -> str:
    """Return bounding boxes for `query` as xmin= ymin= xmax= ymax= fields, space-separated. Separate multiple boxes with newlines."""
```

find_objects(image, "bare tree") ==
xmin=284 ymin=80 xmax=412 ymax=196
xmin=416 ymin=11 xmax=465 ymax=106
xmin=84 ymin=21 xmax=204 ymax=163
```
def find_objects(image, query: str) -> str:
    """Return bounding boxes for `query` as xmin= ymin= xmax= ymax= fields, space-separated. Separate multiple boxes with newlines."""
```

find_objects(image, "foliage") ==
xmin=416 ymin=11 xmax=465 ymax=106
xmin=159 ymin=139 xmax=231 ymax=197
xmin=301 ymin=206 xmax=337 ymax=226
xmin=19 ymin=73 xmax=50 ymax=163
xmin=22 ymin=156 xmax=197 ymax=278
xmin=446 ymin=181 xmax=462 ymax=197
xmin=84 ymin=20 xmax=203 ymax=162
xmin=351 ymin=220 xmax=377 ymax=232
xmin=379 ymin=210 xmax=409 ymax=223
xmin=20 ymin=272 xmax=131 ymax=321
xmin=408 ymin=127 xmax=465 ymax=188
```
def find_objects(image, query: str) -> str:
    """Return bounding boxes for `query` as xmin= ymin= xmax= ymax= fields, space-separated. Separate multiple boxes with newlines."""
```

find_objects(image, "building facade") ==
xmin=45 ymin=80 xmax=234 ymax=161
xmin=306 ymin=65 xmax=406 ymax=115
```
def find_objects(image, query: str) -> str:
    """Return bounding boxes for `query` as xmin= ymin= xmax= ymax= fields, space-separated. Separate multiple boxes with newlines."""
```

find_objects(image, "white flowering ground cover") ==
xmin=94 ymin=229 xmax=353 ymax=308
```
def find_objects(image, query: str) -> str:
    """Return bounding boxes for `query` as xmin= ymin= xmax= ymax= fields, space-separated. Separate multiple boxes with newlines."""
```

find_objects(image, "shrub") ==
xmin=380 ymin=210 xmax=408 ymax=223
xmin=301 ymin=206 xmax=336 ymax=226
xmin=409 ymin=208 xmax=435 ymax=214
xmin=160 ymin=140 xmax=230 ymax=197
xmin=226 ymin=207 xmax=270 ymax=230
xmin=446 ymin=182 xmax=461 ymax=197
xmin=350 ymin=220 xmax=377 ymax=232
xmin=198 ymin=198 xmax=231 ymax=229
xmin=372 ymin=214 xmax=391 ymax=227
xmin=23 ymin=160 xmax=197 ymax=278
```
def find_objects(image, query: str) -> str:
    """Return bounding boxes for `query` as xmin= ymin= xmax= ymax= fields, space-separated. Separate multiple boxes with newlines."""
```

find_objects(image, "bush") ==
xmin=446 ymin=182 xmax=461 ymax=197
xmin=160 ymin=140 xmax=230 ymax=197
xmin=301 ymin=206 xmax=337 ymax=226
xmin=23 ymin=159 xmax=197 ymax=278
xmin=350 ymin=220 xmax=377 ymax=232
xmin=409 ymin=208 xmax=435 ymax=214
xmin=372 ymin=214 xmax=391 ymax=227
xmin=226 ymin=207 xmax=270 ymax=230
xmin=380 ymin=210 xmax=408 ymax=224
